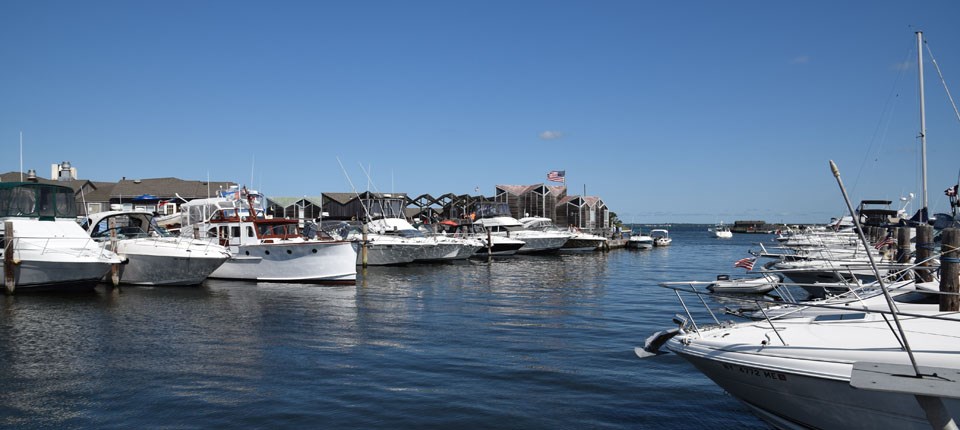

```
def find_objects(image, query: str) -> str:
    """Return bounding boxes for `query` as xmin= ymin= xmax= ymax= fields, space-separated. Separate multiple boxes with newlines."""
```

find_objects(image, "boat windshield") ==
xmin=363 ymin=198 xmax=405 ymax=220
xmin=474 ymin=202 xmax=512 ymax=219
xmin=256 ymin=222 xmax=300 ymax=238
xmin=0 ymin=182 xmax=76 ymax=218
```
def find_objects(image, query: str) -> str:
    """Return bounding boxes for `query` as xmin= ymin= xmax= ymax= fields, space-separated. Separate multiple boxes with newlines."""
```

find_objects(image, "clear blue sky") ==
xmin=3 ymin=1 xmax=960 ymax=224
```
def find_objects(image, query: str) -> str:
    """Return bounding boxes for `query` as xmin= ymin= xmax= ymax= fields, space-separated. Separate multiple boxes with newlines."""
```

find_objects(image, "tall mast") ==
xmin=917 ymin=31 xmax=928 ymax=220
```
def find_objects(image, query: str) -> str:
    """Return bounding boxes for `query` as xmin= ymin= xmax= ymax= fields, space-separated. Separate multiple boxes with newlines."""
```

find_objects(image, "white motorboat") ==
xmin=650 ymin=229 xmax=672 ymax=246
xmin=179 ymin=188 xmax=357 ymax=283
xmin=627 ymin=230 xmax=654 ymax=249
xmin=472 ymin=203 xmax=568 ymax=254
xmin=365 ymin=217 xmax=477 ymax=262
xmin=519 ymin=217 xmax=602 ymax=252
xmin=713 ymin=223 xmax=733 ymax=238
xmin=705 ymin=274 xmax=778 ymax=294
xmin=323 ymin=221 xmax=417 ymax=266
xmin=0 ymin=182 xmax=122 ymax=293
xmin=81 ymin=210 xmax=231 ymax=285
xmin=660 ymin=299 xmax=960 ymax=429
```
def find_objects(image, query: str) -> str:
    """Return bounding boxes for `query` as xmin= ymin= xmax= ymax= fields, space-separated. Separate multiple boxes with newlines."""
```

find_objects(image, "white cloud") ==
xmin=789 ymin=55 xmax=810 ymax=64
xmin=539 ymin=130 xmax=563 ymax=140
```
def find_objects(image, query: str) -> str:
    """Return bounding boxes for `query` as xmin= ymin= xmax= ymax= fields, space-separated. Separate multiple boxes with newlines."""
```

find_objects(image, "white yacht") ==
xmin=471 ymin=203 xmax=568 ymax=254
xmin=179 ymin=188 xmax=357 ymax=283
xmin=0 ymin=182 xmax=122 ymax=293
xmin=359 ymin=196 xmax=480 ymax=263
xmin=660 ymin=299 xmax=960 ymax=429
xmin=627 ymin=229 xmax=654 ymax=249
xmin=519 ymin=217 xmax=604 ymax=252
xmin=81 ymin=210 xmax=231 ymax=285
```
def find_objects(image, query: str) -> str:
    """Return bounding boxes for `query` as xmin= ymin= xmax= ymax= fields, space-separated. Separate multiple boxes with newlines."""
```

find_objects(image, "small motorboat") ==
xmin=627 ymin=230 xmax=654 ymax=249
xmin=650 ymin=229 xmax=672 ymax=246
xmin=713 ymin=223 xmax=733 ymax=239
xmin=706 ymin=274 xmax=779 ymax=294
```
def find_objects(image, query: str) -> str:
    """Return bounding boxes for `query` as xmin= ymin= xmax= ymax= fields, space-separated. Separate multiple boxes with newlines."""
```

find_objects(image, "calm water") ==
xmin=0 ymin=226 xmax=772 ymax=429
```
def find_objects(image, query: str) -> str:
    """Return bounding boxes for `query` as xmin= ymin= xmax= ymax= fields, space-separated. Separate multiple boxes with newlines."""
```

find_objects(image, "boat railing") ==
xmin=656 ymin=281 xmax=960 ymax=344
xmin=4 ymin=235 xmax=117 ymax=260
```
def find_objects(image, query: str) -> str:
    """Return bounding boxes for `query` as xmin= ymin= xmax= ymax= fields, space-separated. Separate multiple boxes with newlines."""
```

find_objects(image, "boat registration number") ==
xmin=721 ymin=363 xmax=788 ymax=381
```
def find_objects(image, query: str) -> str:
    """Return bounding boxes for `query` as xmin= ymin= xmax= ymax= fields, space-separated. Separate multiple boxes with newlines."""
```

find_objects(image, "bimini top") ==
xmin=0 ymin=182 xmax=76 ymax=219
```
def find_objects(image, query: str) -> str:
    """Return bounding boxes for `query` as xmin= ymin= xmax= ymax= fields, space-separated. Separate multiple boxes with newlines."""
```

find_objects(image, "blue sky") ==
xmin=3 ymin=1 xmax=960 ymax=224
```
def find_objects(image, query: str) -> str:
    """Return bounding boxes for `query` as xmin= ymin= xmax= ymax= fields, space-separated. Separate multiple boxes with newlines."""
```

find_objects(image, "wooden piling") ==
xmin=3 ymin=221 xmax=15 ymax=295
xmin=939 ymin=228 xmax=960 ymax=312
xmin=486 ymin=230 xmax=492 ymax=263
xmin=915 ymin=225 xmax=935 ymax=283
xmin=896 ymin=227 xmax=912 ymax=264
xmin=109 ymin=217 xmax=120 ymax=286
xmin=361 ymin=224 xmax=368 ymax=268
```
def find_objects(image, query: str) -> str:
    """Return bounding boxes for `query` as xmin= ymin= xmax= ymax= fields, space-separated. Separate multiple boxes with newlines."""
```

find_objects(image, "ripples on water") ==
xmin=0 ymin=227 xmax=769 ymax=429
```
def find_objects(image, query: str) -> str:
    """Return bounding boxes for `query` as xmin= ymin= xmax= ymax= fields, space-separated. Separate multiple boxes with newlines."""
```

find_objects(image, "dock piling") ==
xmin=4 ymin=221 xmax=15 ymax=295
xmin=939 ymin=228 xmax=960 ymax=312
xmin=916 ymin=225 xmax=935 ymax=283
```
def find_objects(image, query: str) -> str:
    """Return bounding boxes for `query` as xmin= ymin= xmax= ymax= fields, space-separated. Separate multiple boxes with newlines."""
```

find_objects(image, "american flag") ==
xmin=873 ymin=236 xmax=896 ymax=250
xmin=734 ymin=257 xmax=755 ymax=270
xmin=547 ymin=170 xmax=565 ymax=183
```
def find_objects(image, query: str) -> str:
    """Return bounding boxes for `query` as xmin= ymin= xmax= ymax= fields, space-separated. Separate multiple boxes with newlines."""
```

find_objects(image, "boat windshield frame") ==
xmin=0 ymin=182 xmax=76 ymax=219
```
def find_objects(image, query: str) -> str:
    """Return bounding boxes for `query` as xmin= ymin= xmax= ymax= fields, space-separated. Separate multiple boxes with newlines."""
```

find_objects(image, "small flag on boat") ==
xmin=734 ymin=257 xmax=755 ymax=270
xmin=873 ymin=236 xmax=896 ymax=250
xmin=946 ymin=185 xmax=958 ymax=197
xmin=547 ymin=170 xmax=565 ymax=183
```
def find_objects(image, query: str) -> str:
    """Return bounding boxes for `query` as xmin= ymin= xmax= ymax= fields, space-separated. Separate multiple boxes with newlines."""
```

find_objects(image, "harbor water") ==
xmin=0 ymin=225 xmax=769 ymax=429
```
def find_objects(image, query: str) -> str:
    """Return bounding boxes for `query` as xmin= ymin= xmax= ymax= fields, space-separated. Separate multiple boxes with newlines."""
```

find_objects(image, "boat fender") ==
xmin=634 ymin=328 xmax=680 ymax=358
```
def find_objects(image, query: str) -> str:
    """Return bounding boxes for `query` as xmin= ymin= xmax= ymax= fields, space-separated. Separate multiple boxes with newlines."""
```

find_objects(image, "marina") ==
xmin=0 ymin=226 xmax=769 ymax=429
xmin=4 ymin=2 xmax=960 ymax=429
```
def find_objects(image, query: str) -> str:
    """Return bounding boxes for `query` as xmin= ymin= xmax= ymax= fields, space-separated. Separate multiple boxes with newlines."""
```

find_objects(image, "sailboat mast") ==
xmin=917 ymin=31 xmax=928 ymax=219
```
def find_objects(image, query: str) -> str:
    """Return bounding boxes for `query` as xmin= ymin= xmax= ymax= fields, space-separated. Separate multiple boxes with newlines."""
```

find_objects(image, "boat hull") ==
xmin=355 ymin=242 xmax=418 ymax=266
xmin=211 ymin=241 xmax=357 ymax=283
xmin=472 ymin=237 xmax=525 ymax=257
xmin=114 ymin=251 xmax=229 ymax=286
xmin=674 ymin=350 xmax=960 ymax=430
xmin=560 ymin=237 xmax=605 ymax=252
xmin=513 ymin=234 xmax=568 ymax=254
xmin=7 ymin=259 xmax=111 ymax=292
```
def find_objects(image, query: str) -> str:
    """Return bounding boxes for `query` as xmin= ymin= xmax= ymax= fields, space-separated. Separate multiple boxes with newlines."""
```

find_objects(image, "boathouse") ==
xmin=495 ymin=184 xmax=566 ymax=220
xmin=556 ymin=195 xmax=609 ymax=230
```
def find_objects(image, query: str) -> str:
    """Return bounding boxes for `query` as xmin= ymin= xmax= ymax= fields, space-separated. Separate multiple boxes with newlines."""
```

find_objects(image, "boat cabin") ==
xmin=0 ymin=182 xmax=76 ymax=220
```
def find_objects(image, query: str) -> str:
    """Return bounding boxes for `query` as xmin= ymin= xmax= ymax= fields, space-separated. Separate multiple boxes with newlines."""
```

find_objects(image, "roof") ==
xmin=321 ymin=191 xmax=408 ymax=205
xmin=110 ymin=177 xmax=236 ymax=200
xmin=496 ymin=184 xmax=567 ymax=197
xmin=270 ymin=196 xmax=324 ymax=207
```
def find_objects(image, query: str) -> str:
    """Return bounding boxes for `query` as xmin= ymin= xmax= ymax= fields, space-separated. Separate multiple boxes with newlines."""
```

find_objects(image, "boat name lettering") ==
xmin=721 ymin=363 xmax=787 ymax=381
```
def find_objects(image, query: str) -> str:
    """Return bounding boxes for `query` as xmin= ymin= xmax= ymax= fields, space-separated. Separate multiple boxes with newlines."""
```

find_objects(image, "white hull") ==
xmin=10 ymin=258 xmax=112 ymax=291
xmin=676 ymin=351 xmax=959 ymax=430
xmin=627 ymin=240 xmax=653 ymax=249
xmin=212 ymin=241 xmax=357 ymax=282
xmin=560 ymin=235 xmax=606 ymax=252
xmin=512 ymin=232 xmax=568 ymax=254
xmin=665 ymin=309 xmax=960 ymax=429
xmin=115 ymin=249 xmax=229 ymax=285
xmin=356 ymin=241 xmax=418 ymax=266
xmin=706 ymin=277 xmax=777 ymax=294
xmin=3 ymin=218 xmax=121 ymax=292
xmin=715 ymin=231 xmax=733 ymax=238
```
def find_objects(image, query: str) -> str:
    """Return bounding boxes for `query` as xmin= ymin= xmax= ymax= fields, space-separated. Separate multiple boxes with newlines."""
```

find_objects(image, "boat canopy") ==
xmin=0 ymin=182 xmax=76 ymax=219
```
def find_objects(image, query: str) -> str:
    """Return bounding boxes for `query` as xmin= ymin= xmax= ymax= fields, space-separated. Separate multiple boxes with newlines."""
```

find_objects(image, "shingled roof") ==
xmin=110 ymin=177 xmax=235 ymax=200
